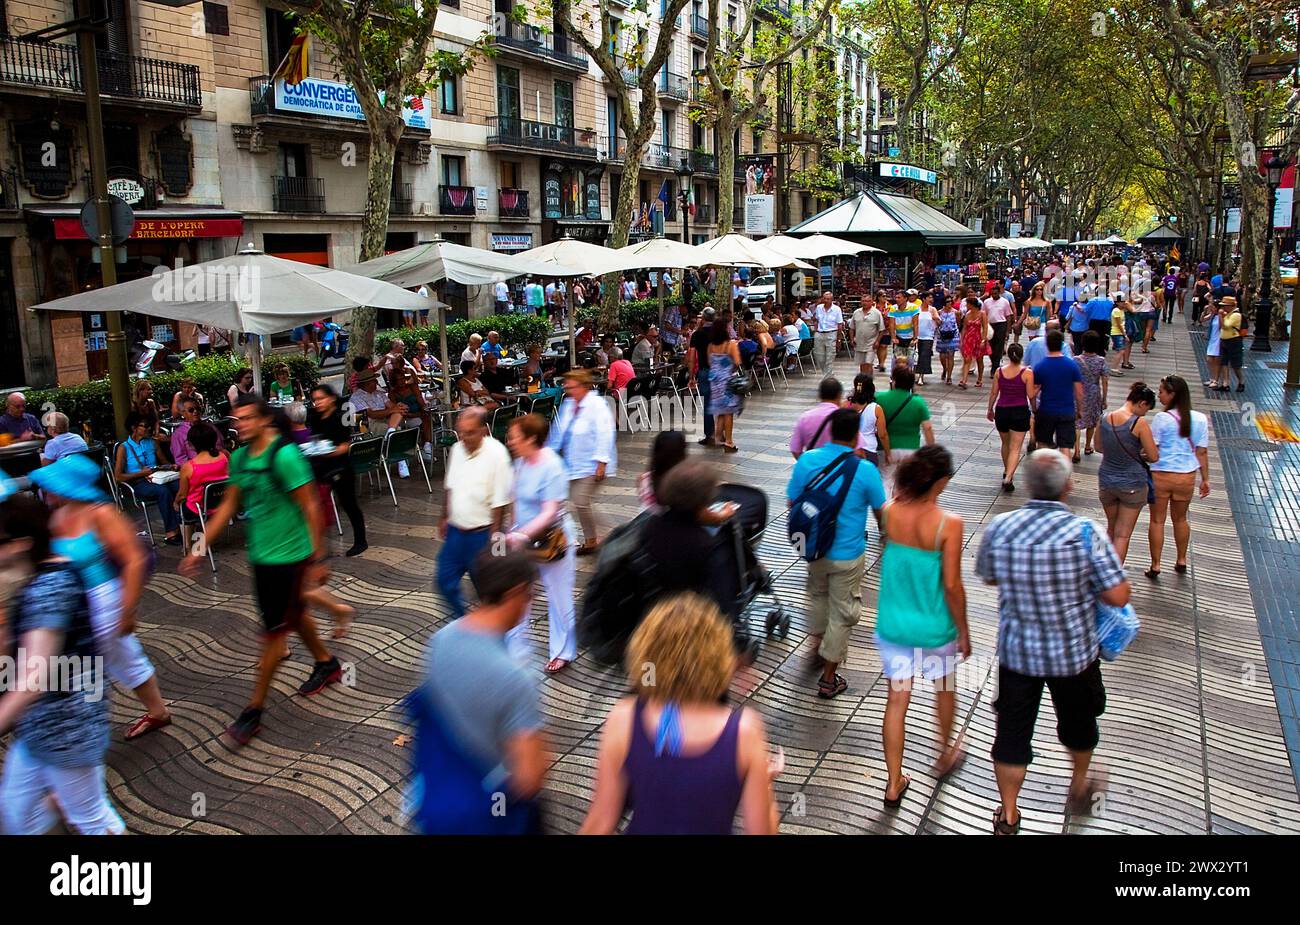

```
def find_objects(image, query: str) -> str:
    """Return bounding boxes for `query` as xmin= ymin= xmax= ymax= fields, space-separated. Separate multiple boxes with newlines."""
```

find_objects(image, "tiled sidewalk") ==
xmin=14 ymin=317 xmax=1299 ymax=835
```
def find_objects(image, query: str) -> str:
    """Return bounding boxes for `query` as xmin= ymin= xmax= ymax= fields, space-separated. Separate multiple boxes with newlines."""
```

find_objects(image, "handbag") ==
xmin=1109 ymin=413 xmax=1155 ymax=504
xmin=1080 ymin=521 xmax=1139 ymax=660
xmin=528 ymin=522 xmax=569 ymax=562
xmin=727 ymin=370 xmax=754 ymax=396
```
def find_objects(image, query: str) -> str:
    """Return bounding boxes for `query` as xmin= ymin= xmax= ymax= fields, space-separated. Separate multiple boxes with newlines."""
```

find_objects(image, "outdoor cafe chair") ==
xmin=110 ymin=441 xmax=161 ymax=547
xmin=794 ymin=337 xmax=815 ymax=376
xmin=380 ymin=425 xmax=432 ymax=506
xmin=347 ymin=434 xmax=386 ymax=496
xmin=190 ymin=479 xmax=241 ymax=573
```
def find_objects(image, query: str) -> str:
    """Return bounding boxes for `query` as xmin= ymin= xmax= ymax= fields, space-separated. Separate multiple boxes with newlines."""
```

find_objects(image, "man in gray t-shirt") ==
xmin=420 ymin=550 xmax=546 ymax=795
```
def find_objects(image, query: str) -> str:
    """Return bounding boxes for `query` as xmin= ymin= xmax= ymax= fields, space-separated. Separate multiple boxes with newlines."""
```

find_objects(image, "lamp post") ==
xmin=1203 ymin=200 xmax=1215 ymax=265
xmin=1251 ymin=155 xmax=1285 ymax=352
xmin=676 ymin=156 xmax=694 ymax=309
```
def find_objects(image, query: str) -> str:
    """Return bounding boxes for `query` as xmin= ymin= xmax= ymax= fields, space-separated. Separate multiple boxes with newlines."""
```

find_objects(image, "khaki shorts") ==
xmin=1152 ymin=470 xmax=1196 ymax=503
xmin=1099 ymin=485 xmax=1147 ymax=509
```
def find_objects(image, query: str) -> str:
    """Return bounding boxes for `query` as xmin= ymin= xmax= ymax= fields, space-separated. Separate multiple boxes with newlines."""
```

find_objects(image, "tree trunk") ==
xmin=348 ymin=117 xmax=402 ymax=365
xmin=712 ymin=102 xmax=737 ymax=308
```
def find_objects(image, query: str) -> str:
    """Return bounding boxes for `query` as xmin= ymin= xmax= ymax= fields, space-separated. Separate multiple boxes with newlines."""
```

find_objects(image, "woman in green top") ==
xmin=874 ymin=446 xmax=970 ymax=809
xmin=874 ymin=366 xmax=935 ymax=494
xmin=268 ymin=363 xmax=299 ymax=402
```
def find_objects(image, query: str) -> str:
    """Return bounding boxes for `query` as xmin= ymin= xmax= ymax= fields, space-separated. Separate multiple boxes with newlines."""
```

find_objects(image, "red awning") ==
xmin=27 ymin=206 xmax=245 ymax=241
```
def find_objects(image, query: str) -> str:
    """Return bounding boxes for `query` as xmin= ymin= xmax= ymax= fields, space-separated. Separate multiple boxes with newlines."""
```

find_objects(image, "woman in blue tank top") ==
xmin=31 ymin=455 xmax=172 ymax=740
xmin=580 ymin=594 xmax=778 ymax=835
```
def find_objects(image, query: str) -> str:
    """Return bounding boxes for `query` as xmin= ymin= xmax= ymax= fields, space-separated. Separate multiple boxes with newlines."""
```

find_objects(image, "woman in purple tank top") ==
xmin=986 ymin=342 xmax=1036 ymax=493
xmin=580 ymin=593 xmax=779 ymax=835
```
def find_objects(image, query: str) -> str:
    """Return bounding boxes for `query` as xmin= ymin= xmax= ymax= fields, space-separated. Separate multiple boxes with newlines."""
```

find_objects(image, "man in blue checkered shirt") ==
xmin=976 ymin=450 xmax=1130 ymax=835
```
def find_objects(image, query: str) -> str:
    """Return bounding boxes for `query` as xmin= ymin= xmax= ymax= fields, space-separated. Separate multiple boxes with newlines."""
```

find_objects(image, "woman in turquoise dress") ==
xmin=874 ymin=446 xmax=970 ymax=809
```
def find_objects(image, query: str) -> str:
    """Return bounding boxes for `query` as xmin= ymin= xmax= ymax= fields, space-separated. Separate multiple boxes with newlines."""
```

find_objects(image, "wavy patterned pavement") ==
xmin=11 ymin=318 xmax=1300 ymax=835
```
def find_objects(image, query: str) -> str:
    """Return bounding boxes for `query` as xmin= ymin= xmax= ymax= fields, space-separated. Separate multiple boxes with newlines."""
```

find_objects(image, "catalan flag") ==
xmin=272 ymin=33 xmax=310 ymax=87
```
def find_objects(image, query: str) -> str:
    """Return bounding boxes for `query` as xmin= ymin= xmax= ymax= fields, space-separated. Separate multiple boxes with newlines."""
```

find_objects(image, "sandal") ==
xmin=817 ymin=673 xmax=848 ymax=699
xmin=1144 ymin=568 xmax=1160 ymax=580
xmin=1084 ymin=448 xmax=1094 ymax=456
xmin=544 ymin=657 xmax=571 ymax=674
xmin=883 ymin=776 xmax=911 ymax=808
xmin=124 ymin=713 xmax=172 ymax=741
xmin=723 ymin=444 xmax=739 ymax=453
xmin=957 ymin=382 xmax=967 ymax=390
xmin=1174 ymin=562 xmax=1188 ymax=575
xmin=993 ymin=805 xmax=1021 ymax=835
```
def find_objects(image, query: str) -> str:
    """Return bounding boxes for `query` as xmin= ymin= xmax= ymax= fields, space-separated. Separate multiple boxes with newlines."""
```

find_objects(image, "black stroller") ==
xmin=716 ymin=483 xmax=793 ymax=644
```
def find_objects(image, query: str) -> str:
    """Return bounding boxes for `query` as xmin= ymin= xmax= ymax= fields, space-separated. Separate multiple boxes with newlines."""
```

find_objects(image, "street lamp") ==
xmin=1252 ymin=154 xmax=1285 ymax=352
xmin=676 ymin=156 xmax=694 ymax=309
xmin=1203 ymin=199 xmax=1215 ymax=264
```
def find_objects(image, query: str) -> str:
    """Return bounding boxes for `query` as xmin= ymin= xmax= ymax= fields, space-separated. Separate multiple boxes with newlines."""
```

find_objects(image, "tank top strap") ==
xmin=932 ymin=511 xmax=948 ymax=551
xmin=719 ymin=707 xmax=743 ymax=757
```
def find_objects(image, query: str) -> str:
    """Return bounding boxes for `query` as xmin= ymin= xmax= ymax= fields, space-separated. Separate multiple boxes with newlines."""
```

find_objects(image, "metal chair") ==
xmin=489 ymin=401 xmax=520 ymax=443
xmin=623 ymin=376 xmax=657 ymax=433
xmin=794 ymin=337 xmax=815 ymax=375
xmin=110 ymin=441 xmax=161 ymax=546
xmin=190 ymin=479 xmax=237 ymax=573
xmin=380 ymin=426 xmax=431 ymax=505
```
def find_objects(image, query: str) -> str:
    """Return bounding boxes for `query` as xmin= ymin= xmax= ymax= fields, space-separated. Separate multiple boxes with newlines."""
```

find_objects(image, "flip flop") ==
xmin=993 ymin=805 xmax=1021 ymax=835
xmin=544 ymin=657 xmax=571 ymax=674
xmin=883 ymin=776 xmax=911 ymax=809
xmin=124 ymin=713 xmax=172 ymax=741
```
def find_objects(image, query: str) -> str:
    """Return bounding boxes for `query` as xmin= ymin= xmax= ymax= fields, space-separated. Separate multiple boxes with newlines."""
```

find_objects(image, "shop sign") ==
xmin=53 ymin=217 xmax=244 ymax=240
xmin=878 ymin=162 xmax=937 ymax=185
xmin=492 ymin=232 xmax=533 ymax=252
xmin=107 ymin=178 xmax=146 ymax=205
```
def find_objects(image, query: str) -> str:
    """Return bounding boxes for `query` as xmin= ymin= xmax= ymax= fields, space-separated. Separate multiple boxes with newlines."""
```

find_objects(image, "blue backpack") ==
xmin=788 ymin=450 xmax=861 ymax=562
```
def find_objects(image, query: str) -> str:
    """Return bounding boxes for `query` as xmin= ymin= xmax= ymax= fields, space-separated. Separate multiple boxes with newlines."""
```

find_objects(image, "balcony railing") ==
xmin=599 ymin=134 xmax=625 ymax=162
xmin=390 ymin=182 xmax=413 ymax=216
xmin=643 ymin=143 xmax=690 ymax=171
xmin=690 ymin=150 xmax=717 ymax=174
xmin=493 ymin=22 xmax=588 ymax=71
xmin=0 ymin=35 xmax=201 ymax=108
xmin=488 ymin=116 xmax=597 ymax=158
xmin=613 ymin=54 xmax=641 ymax=86
xmin=693 ymin=203 xmax=713 ymax=224
xmin=757 ymin=0 xmax=791 ymax=17
xmin=273 ymin=175 xmax=325 ymax=213
xmin=691 ymin=14 xmax=711 ymax=38
xmin=499 ymin=187 xmax=530 ymax=218
xmin=660 ymin=71 xmax=689 ymax=101
xmin=83 ymin=169 xmax=162 ymax=210
xmin=439 ymin=184 xmax=476 ymax=216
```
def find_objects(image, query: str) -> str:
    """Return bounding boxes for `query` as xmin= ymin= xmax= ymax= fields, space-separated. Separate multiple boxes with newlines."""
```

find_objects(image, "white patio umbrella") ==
xmin=346 ymin=235 xmax=560 ymax=287
xmin=612 ymin=236 xmax=710 ymax=270
xmin=32 ymin=244 xmax=431 ymax=394
xmin=693 ymin=233 xmax=816 ymax=270
xmin=518 ymin=238 xmax=623 ymax=364
xmin=764 ymin=233 xmax=883 ymax=260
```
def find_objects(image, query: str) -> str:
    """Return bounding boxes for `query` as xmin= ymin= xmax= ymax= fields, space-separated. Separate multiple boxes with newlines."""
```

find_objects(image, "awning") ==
xmin=1137 ymin=224 xmax=1183 ymax=242
xmin=787 ymin=191 xmax=983 ymax=247
xmin=26 ymin=205 xmax=245 ymax=241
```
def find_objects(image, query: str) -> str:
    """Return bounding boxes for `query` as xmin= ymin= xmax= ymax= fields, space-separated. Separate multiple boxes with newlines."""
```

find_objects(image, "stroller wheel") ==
xmin=764 ymin=610 xmax=781 ymax=639
xmin=777 ymin=611 xmax=791 ymax=640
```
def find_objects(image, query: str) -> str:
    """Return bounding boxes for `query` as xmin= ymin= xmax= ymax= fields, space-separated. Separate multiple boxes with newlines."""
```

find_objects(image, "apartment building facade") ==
xmin=0 ymin=0 xmax=910 ymax=388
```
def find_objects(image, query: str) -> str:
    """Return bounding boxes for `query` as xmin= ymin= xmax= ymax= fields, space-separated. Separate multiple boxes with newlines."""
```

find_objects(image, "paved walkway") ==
xmin=17 ymin=318 xmax=1300 ymax=835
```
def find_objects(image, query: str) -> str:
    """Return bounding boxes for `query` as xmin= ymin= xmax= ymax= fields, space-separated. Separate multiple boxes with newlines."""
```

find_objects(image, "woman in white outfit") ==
xmin=505 ymin=413 xmax=577 ymax=673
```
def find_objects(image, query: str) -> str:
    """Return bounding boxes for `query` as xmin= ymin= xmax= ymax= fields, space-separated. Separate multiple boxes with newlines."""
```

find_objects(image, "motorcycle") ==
xmin=129 ymin=341 xmax=196 ymax=377
xmin=318 ymin=322 xmax=349 ymax=364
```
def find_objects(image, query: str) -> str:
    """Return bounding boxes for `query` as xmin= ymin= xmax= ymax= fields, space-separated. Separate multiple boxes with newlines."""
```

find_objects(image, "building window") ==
xmin=497 ymin=66 xmax=520 ymax=120
xmin=555 ymin=80 xmax=574 ymax=128
xmin=442 ymin=155 xmax=465 ymax=187
xmin=661 ymin=109 xmax=673 ymax=148
xmin=265 ymin=8 xmax=297 ymax=74
xmin=500 ymin=161 xmax=520 ymax=188
xmin=440 ymin=73 xmax=459 ymax=115
xmin=203 ymin=2 xmax=229 ymax=35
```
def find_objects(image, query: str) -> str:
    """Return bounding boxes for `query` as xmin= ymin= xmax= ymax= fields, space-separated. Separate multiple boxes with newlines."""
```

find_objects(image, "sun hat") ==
xmin=28 ymin=453 xmax=109 ymax=504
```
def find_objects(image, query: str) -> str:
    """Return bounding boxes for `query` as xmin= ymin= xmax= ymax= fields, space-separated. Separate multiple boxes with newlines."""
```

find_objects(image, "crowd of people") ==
xmin=0 ymin=245 xmax=1237 ymax=837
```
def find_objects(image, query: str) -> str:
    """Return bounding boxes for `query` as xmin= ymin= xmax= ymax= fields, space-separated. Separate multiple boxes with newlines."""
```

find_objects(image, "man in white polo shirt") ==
xmin=494 ymin=279 xmax=511 ymax=314
xmin=982 ymin=281 xmax=1014 ymax=371
xmin=812 ymin=290 xmax=844 ymax=378
xmin=435 ymin=406 xmax=514 ymax=620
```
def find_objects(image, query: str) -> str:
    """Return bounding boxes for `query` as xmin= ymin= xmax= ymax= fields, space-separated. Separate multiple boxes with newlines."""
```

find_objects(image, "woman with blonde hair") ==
xmin=580 ymin=592 xmax=779 ymax=835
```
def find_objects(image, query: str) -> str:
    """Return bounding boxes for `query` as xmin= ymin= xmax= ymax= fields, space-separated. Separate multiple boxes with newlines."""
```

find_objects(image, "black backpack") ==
xmin=787 ymin=450 xmax=861 ymax=562
xmin=577 ymin=511 xmax=663 ymax=663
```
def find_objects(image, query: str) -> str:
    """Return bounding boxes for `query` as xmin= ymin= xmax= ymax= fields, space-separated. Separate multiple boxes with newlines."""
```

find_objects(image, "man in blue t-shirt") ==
xmin=786 ymin=408 xmax=886 ymax=700
xmin=1031 ymin=329 xmax=1083 ymax=456
xmin=1083 ymin=290 xmax=1115 ymax=356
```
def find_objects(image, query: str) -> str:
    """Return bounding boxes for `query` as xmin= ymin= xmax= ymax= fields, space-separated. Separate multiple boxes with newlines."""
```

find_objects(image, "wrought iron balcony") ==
xmin=439 ymin=184 xmax=476 ymax=216
xmin=691 ymin=14 xmax=711 ymax=38
xmin=499 ymin=187 xmax=530 ymax=218
xmin=390 ymin=182 xmax=413 ymax=216
xmin=757 ymin=0 xmax=791 ymax=17
xmin=0 ymin=35 xmax=201 ymax=109
xmin=273 ymin=175 xmax=325 ymax=213
xmin=599 ymin=134 xmax=625 ymax=163
xmin=659 ymin=71 xmax=689 ymax=101
xmin=488 ymin=116 xmax=598 ymax=158
xmin=693 ymin=203 xmax=713 ymax=224
xmin=613 ymin=54 xmax=641 ymax=87
xmin=690 ymin=150 xmax=717 ymax=174
xmin=492 ymin=21 xmax=588 ymax=72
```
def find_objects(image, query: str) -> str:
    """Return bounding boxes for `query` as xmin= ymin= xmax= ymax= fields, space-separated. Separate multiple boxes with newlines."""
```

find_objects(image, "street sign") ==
xmin=79 ymin=194 xmax=135 ymax=246
xmin=888 ymin=147 xmax=900 ymax=157
xmin=106 ymin=178 xmax=145 ymax=205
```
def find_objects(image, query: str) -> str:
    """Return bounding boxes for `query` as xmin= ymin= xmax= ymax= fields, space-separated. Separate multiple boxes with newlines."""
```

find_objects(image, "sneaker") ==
xmin=397 ymin=460 xmax=410 ymax=479
xmin=299 ymin=658 xmax=343 ymax=696
xmin=226 ymin=707 xmax=262 ymax=746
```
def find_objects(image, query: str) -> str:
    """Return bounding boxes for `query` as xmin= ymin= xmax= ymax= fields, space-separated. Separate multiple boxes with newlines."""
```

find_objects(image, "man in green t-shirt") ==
xmin=874 ymin=367 xmax=935 ymax=491
xmin=180 ymin=394 xmax=342 ymax=746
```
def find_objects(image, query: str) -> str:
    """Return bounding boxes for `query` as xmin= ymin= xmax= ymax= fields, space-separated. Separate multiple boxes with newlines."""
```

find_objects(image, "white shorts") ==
xmin=0 ymin=739 xmax=124 ymax=835
xmin=88 ymin=579 xmax=156 ymax=690
xmin=875 ymin=634 xmax=960 ymax=683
